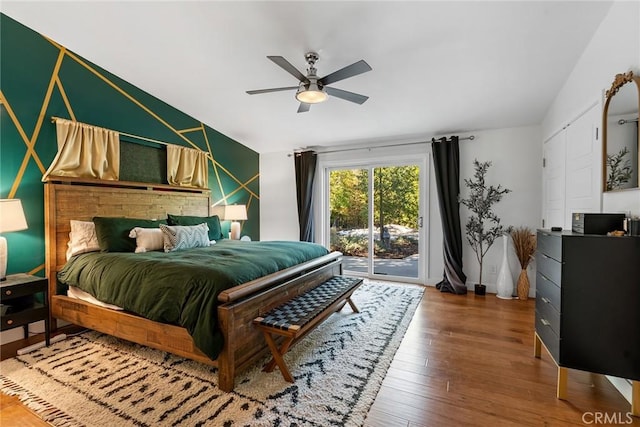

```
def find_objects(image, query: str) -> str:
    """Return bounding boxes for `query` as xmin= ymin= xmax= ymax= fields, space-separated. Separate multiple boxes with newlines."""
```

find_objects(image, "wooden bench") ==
xmin=253 ymin=275 xmax=363 ymax=382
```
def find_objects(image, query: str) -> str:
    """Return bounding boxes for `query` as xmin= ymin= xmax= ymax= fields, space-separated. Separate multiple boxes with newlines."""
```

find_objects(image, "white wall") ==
xmin=542 ymin=0 xmax=640 ymax=216
xmin=459 ymin=126 xmax=542 ymax=296
xmin=259 ymin=124 xmax=542 ymax=295
xmin=259 ymin=151 xmax=300 ymax=241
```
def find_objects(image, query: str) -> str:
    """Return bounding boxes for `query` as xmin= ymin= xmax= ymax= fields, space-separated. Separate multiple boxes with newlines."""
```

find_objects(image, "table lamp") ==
xmin=211 ymin=204 xmax=247 ymax=240
xmin=0 ymin=199 xmax=28 ymax=281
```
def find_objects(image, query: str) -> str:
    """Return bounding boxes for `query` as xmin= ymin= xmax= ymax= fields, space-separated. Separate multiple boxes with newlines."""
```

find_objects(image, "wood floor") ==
xmin=1 ymin=287 xmax=638 ymax=426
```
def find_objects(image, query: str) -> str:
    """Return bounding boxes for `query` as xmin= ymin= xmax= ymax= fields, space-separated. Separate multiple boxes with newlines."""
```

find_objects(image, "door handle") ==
xmin=418 ymin=216 xmax=423 ymax=228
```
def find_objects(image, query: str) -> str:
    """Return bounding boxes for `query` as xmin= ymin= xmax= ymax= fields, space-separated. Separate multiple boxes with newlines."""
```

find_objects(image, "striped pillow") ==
xmin=159 ymin=223 xmax=210 ymax=252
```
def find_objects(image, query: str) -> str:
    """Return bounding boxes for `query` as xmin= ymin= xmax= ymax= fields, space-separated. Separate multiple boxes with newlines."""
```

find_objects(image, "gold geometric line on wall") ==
xmin=246 ymin=194 xmax=254 ymax=211
xmin=200 ymin=123 xmax=226 ymax=201
xmin=245 ymin=173 xmax=259 ymax=187
xmin=44 ymin=35 xmax=63 ymax=50
xmin=2 ymin=46 xmax=66 ymax=196
xmin=28 ymin=48 xmax=67 ymax=169
xmin=228 ymin=173 xmax=259 ymax=200
xmin=0 ymin=91 xmax=46 ymax=198
xmin=178 ymin=127 xmax=202 ymax=134
xmin=40 ymin=35 xmax=260 ymax=204
xmin=215 ymin=184 xmax=252 ymax=206
xmin=215 ymin=173 xmax=260 ymax=205
xmin=28 ymin=264 xmax=45 ymax=275
xmin=62 ymin=50 xmax=260 ymax=200
xmin=0 ymin=90 xmax=46 ymax=173
xmin=63 ymin=49 xmax=204 ymax=154
xmin=214 ymin=162 xmax=259 ymax=199
xmin=55 ymin=76 xmax=76 ymax=121
xmin=200 ymin=123 xmax=214 ymax=162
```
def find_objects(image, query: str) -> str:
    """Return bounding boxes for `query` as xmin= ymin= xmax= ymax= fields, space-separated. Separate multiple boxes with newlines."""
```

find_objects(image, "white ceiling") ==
xmin=2 ymin=1 xmax=613 ymax=154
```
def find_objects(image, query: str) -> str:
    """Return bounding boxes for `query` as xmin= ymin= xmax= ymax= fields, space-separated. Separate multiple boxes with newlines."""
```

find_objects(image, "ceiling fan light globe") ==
xmin=296 ymin=80 xmax=327 ymax=104
xmin=296 ymin=89 xmax=328 ymax=104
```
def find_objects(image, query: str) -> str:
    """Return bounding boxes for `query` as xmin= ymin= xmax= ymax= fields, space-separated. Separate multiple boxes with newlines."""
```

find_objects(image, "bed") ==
xmin=44 ymin=177 xmax=342 ymax=391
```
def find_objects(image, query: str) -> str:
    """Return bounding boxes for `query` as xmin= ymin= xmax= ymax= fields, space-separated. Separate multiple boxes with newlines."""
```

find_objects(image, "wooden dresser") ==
xmin=534 ymin=230 xmax=640 ymax=415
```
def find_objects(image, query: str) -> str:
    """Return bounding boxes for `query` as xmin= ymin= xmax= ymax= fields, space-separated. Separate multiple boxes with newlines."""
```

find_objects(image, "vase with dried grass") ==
xmin=511 ymin=227 xmax=536 ymax=300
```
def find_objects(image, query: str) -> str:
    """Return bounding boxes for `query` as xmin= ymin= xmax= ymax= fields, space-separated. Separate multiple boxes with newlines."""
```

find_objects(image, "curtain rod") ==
xmin=292 ymin=135 xmax=475 ymax=156
xmin=50 ymin=116 xmax=212 ymax=159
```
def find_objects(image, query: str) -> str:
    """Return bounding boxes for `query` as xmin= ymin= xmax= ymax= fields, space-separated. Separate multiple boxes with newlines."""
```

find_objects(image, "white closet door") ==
xmin=564 ymin=104 xmax=602 ymax=226
xmin=543 ymin=131 xmax=566 ymax=229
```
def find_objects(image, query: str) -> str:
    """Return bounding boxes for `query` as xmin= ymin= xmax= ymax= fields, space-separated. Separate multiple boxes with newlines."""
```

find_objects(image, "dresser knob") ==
xmin=6 ymin=319 xmax=13 ymax=325
xmin=5 ymin=290 xmax=11 ymax=296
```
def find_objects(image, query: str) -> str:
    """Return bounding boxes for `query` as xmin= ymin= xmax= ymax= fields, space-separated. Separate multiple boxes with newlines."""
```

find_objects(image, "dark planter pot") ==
xmin=474 ymin=284 xmax=486 ymax=296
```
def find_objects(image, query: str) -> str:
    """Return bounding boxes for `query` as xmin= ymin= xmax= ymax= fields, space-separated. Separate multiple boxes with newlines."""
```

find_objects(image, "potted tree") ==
xmin=460 ymin=159 xmax=511 ymax=295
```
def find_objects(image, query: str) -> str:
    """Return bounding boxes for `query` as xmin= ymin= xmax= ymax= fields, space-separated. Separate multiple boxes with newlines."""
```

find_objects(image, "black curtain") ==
xmin=294 ymin=150 xmax=317 ymax=242
xmin=431 ymin=136 xmax=467 ymax=294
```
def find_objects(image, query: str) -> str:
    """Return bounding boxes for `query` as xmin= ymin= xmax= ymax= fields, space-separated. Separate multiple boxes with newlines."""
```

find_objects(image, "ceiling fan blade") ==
xmin=297 ymin=103 xmax=311 ymax=113
xmin=246 ymin=86 xmax=298 ymax=95
xmin=325 ymin=87 xmax=369 ymax=105
xmin=319 ymin=60 xmax=372 ymax=86
xmin=267 ymin=56 xmax=309 ymax=83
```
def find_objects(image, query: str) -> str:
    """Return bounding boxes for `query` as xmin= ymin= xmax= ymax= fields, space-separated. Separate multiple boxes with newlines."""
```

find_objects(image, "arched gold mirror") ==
xmin=603 ymin=71 xmax=640 ymax=192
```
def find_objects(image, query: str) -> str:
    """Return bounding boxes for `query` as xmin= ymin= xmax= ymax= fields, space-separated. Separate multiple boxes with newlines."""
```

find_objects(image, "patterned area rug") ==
xmin=0 ymin=280 xmax=423 ymax=427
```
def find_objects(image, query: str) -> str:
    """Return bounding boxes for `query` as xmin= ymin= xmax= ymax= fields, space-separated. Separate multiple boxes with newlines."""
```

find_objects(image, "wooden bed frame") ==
xmin=44 ymin=177 xmax=342 ymax=391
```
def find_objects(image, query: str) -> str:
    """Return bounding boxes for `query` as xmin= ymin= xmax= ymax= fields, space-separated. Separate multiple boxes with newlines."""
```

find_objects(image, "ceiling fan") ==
xmin=246 ymin=52 xmax=372 ymax=113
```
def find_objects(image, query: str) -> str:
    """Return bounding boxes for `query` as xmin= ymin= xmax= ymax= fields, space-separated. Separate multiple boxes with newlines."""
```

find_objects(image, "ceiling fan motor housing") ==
xmin=304 ymin=52 xmax=320 ymax=68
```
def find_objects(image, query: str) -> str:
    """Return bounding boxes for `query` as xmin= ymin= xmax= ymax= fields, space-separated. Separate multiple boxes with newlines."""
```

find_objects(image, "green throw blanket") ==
xmin=57 ymin=240 xmax=329 ymax=359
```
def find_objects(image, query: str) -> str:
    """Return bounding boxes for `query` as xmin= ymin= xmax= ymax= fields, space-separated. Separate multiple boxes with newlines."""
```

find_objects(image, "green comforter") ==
xmin=57 ymin=240 xmax=329 ymax=359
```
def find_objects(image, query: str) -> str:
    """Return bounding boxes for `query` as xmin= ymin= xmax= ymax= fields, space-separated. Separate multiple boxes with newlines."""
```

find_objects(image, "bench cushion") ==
xmin=256 ymin=276 xmax=362 ymax=331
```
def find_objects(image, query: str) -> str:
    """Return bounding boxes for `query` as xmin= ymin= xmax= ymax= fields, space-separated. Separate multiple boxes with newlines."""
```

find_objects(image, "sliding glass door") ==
xmin=329 ymin=168 xmax=370 ymax=273
xmin=326 ymin=159 xmax=426 ymax=282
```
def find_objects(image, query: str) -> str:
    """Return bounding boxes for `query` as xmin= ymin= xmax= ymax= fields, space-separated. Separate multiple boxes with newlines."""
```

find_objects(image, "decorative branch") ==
xmin=511 ymin=227 xmax=536 ymax=270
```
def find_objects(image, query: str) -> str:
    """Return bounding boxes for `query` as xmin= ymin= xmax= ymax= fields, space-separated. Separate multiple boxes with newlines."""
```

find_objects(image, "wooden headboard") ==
xmin=44 ymin=177 xmax=211 ymax=295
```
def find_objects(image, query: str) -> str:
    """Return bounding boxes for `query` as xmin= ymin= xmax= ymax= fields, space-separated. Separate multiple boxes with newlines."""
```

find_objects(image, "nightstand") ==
xmin=0 ymin=274 xmax=50 ymax=346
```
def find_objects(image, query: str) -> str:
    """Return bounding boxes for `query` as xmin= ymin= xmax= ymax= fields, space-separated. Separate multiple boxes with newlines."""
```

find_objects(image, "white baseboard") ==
xmin=606 ymin=375 xmax=633 ymax=404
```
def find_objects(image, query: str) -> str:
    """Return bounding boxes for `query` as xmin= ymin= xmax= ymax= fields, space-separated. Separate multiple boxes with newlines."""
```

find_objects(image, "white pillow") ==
xmin=129 ymin=227 xmax=164 ymax=253
xmin=160 ymin=223 xmax=210 ymax=252
xmin=66 ymin=220 xmax=101 ymax=260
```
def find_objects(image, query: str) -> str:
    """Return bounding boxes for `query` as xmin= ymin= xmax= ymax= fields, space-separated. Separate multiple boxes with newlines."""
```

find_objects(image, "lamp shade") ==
xmin=0 ymin=199 xmax=28 ymax=233
xmin=211 ymin=204 xmax=247 ymax=221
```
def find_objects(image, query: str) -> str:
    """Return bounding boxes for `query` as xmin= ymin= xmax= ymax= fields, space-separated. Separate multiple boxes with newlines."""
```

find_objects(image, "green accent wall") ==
xmin=0 ymin=14 xmax=260 ymax=276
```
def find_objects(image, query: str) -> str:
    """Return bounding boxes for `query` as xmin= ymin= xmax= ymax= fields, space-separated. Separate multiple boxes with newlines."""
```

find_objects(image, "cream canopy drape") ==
xmin=166 ymin=145 xmax=208 ymax=189
xmin=42 ymin=118 xmax=119 ymax=181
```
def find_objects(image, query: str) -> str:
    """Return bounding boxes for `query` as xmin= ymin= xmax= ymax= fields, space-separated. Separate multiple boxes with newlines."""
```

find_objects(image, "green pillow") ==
xmin=167 ymin=214 xmax=224 ymax=241
xmin=93 ymin=217 xmax=166 ymax=252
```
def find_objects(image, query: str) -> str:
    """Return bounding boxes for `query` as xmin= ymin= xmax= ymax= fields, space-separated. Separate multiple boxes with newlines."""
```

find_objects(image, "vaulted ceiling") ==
xmin=2 ymin=1 xmax=613 ymax=154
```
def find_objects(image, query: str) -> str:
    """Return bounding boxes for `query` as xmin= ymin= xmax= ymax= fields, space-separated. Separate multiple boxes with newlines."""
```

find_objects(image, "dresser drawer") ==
xmin=536 ymin=311 xmax=559 ymax=363
xmin=536 ymin=271 xmax=561 ymax=312
xmin=536 ymin=293 xmax=560 ymax=336
xmin=536 ymin=251 xmax=562 ymax=286
xmin=537 ymin=231 xmax=561 ymax=261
